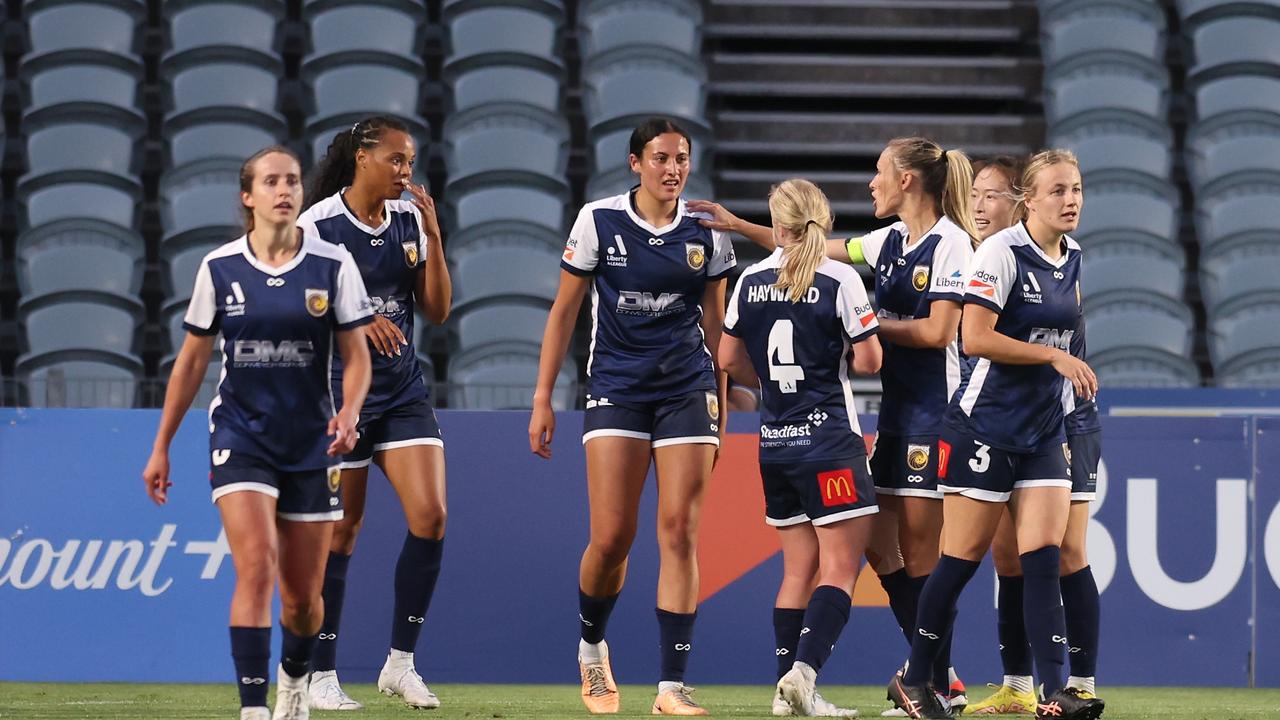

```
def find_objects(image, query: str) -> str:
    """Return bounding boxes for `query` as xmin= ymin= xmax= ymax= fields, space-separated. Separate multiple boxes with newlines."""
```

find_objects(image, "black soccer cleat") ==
xmin=1036 ymin=687 xmax=1105 ymax=720
xmin=886 ymin=675 xmax=952 ymax=719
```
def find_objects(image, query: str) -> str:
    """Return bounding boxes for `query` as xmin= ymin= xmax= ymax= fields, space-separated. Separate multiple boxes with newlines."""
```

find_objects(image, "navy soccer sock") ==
xmin=279 ymin=623 xmax=317 ymax=679
xmin=313 ymin=552 xmax=350 ymax=672
xmin=1021 ymin=546 xmax=1067 ymax=696
xmin=656 ymin=608 xmax=697 ymax=683
xmin=773 ymin=607 xmax=806 ymax=680
xmin=903 ymin=556 xmax=978 ymax=686
xmin=997 ymin=574 xmax=1033 ymax=676
xmin=795 ymin=586 xmax=852 ymax=673
xmin=390 ymin=532 xmax=443 ymax=653
xmin=580 ymin=590 xmax=621 ymax=644
xmin=230 ymin=626 xmax=271 ymax=708
xmin=1060 ymin=566 xmax=1100 ymax=678
xmin=878 ymin=569 xmax=918 ymax=645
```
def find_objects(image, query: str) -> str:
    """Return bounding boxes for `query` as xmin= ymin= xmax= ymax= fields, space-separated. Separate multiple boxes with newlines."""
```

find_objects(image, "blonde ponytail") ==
xmin=887 ymin=137 xmax=979 ymax=245
xmin=941 ymin=149 xmax=981 ymax=244
xmin=770 ymin=179 xmax=833 ymax=303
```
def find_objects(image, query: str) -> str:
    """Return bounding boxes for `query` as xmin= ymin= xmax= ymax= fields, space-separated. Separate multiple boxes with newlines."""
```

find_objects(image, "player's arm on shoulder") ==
xmin=686 ymin=199 xmax=775 ymax=251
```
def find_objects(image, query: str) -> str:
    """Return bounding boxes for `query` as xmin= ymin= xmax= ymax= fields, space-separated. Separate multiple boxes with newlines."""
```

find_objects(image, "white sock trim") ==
xmin=658 ymin=680 xmax=684 ymax=694
xmin=1067 ymin=676 xmax=1096 ymax=694
xmin=1004 ymin=675 xmax=1034 ymax=693
xmin=389 ymin=648 xmax=414 ymax=662
xmin=579 ymin=639 xmax=606 ymax=664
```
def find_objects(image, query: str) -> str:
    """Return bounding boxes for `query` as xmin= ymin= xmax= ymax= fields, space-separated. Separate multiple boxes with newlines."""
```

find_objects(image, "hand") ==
xmin=143 ymin=448 xmax=172 ymax=506
xmin=365 ymin=314 xmax=407 ymax=357
xmin=405 ymin=182 xmax=442 ymax=244
xmin=327 ymin=409 xmax=359 ymax=456
xmin=528 ymin=401 xmax=556 ymax=459
xmin=686 ymin=199 xmax=741 ymax=233
xmin=1050 ymin=350 xmax=1098 ymax=402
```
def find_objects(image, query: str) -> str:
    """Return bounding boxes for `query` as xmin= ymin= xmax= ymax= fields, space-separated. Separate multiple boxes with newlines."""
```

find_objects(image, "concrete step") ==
xmin=716 ymin=168 xmax=875 ymax=218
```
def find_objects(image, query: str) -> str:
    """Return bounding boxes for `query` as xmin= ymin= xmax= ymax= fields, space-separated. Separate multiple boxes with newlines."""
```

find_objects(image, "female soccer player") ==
xmin=719 ymin=179 xmax=882 ymax=718
xmin=296 ymin=116 xmax=452 ymax=711
xmin=965 ymin=156 xmax=1103 ymax=716
xmin=528 ymin=117 xmax=735 ymax=716
xmin=143 ymin=146 xmax=373 ymax=720
xmin=692 ymin=137 xmax=980 ymax=707
xmin=885 ymin=150 xmax=1104 ymax=720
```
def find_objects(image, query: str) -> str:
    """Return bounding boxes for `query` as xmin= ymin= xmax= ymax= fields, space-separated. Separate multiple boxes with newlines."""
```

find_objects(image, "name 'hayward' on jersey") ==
xmin=945 ymin=222 xmax=1083 ymax=452
xmin=561 ymin=192 xmax=736 ymax=403
xmin=861 ymin=216 xmax=972 ymax=438
xmin=297 ymin=192 xmax=430 ymax=413
xmin=183 ymin=234 xmax=373 ymax=470
xmin=724 ymin=251 xmax=880 ymax=462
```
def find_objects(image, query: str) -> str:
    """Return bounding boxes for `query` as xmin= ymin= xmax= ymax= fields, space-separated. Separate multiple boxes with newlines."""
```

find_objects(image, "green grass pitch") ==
xmin=2 ymin=683 xmax=1278 ymax=719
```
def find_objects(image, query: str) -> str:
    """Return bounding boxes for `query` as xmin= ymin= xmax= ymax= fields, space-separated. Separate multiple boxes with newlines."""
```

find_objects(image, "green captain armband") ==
xmin=845 ymin=236 xmax=865 ymax=265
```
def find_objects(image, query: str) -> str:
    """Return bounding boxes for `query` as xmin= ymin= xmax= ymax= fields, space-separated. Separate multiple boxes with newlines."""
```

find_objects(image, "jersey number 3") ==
xmin=768 ymin=319 xmax=805 ymax=394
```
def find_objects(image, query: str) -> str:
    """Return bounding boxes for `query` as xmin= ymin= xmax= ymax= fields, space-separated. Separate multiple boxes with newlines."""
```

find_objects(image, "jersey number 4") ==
xmin=768 ymin=319 xmax=805 ymax=394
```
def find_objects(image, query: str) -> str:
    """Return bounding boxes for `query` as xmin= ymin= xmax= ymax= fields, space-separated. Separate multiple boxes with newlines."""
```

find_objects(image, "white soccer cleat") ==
xmin=778 ymin=662 xmax=818 ymax=717
xmin=774 ymin=691 xmax=795 ymax=716
xmin=378 ymin=652 xmax=441 ymax=709
xmin=241 ymin=708 xmax=270 ymax=720
xmin=272 ymin=665 xmax=310 ymax=720
xmin=309 ymin=670 xmax=363 ymax=710
xmin=812 ymin=692 xmax=859 ymax=718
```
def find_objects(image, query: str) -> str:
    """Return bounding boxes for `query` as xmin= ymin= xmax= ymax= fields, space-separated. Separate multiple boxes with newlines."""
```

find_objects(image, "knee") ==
xmin=1059 ymin=543 xmax=1088 ymax=575
xmin=235 ymin=552 xmax=277 ymax=598
xmin=407 ymin=502 xmax=446 ymax=541
xmin=992 ymin=541 xmax=1022 ymax=577
xmin=657 ymin=514 xmax=697 ymax=558
xmin=280 ymin=593 xmax=321 ymax=624
xmin=330 ymin=516 xmax=364 ymax=555
xmin=589 ymin=527 xmax=636 ymax=568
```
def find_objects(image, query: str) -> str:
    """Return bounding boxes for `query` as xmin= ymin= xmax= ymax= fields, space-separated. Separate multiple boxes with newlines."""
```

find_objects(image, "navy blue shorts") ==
xmin=1068 ymin=430 xmax=1101 ymax=501
xmin=582 ymin=390 xmax=720 ymax=448
xmin=340 ymin=399 xmax=443 ymax=469
xmin=761 ymin=455 xmax=878 ymax=527
xmin=936 ymin=425 xmax=1070 ymax=503
xmin=209 ymin=452 xmax=343 ymax=522
xmin=870 ymin=434 xmax=943 ymax=500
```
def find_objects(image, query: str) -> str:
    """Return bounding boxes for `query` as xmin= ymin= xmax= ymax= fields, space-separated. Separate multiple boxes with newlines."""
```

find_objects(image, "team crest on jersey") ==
xmin=912 ymin=265 xmax=930 ymax=292
xmin=686 ymin=243 xmax=706 ymax=271
xmin=402 ymin=240 xmax=419 ymax=267
xmin=327 ymin=466 xmax=341 ymax=493
xmin=907 ymin=444 xmax=930 ymax=471
xmin=305 ymin=288 xmax=329 ymax=317
xmin=705 ymin=391 xmax=720 ymax=421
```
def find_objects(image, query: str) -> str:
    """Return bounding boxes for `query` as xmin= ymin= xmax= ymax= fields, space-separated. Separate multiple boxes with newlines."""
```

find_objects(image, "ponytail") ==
xmin=769 ymin=179 xmax=833 ymax=303
xmin=886 ymin=137 xmax=979 ymax=245
xmin=941 ymin=149 xmax=981 ymax=244
xmin=306 ymin=115 xmax=411 ymax=209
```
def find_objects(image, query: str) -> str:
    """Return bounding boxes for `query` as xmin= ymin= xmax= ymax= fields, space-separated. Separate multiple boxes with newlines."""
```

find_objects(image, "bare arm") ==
xmin=876 ymin=299 xmax=962 ymax=349
xmin=850 ymin=334 xmax=883 ymax=375
xmin=700 ymin=278 xmax=730 ymax=452
xmin=328 ymin=326 xmax=372 ymax=457
xmin=143 ymin=332 xmax=215 ymax=505
xmin=962 ymin=304 xmax=1097 ymax=400
xmin=718 ymin=332 xmax=758 ymax=388
xmin=529 ymin=270 xmax=592 ymax=458
xmin=407 ymin=183 xmax=452 ymax=325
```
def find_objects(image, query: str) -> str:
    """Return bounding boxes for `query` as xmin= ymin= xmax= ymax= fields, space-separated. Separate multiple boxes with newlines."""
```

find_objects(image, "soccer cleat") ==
xmin=377 ymin=652 xmax=440 ymax=709
xmin=272 ymin=666 xmax=310 ymax=720
xmin=962 ymin=684 xmax=1036 ymax=715
xmin=774 ymin=692 xmax=795 ymax=717
xmin=652 ymin=684 xmax=709 ymax=715
xmin=779 ymin=662 xmax=819 ymax=716
xmin=241 ymin=708 xmax=270 ymax=720
xmin=579 ymin=645 xmax=621 ymax=715
xmin=886 ymin=676 xmax=952 ymax=720
xmin=776 ymin=688 xmax=860 ymax=717
xmin=1035 ymin=688 xmax=1103 ymax=720
xmin=308 ymin=670 xmax=363 ymax=710
xmin=947 ymin=678 xmax=967 ymax=714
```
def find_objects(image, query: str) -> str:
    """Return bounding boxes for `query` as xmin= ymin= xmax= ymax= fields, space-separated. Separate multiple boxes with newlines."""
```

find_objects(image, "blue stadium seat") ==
xmin=21 ymin=57 xmax=144 ymax=115
xmin=442 ymin=103 xmax=570 ymax=190
xmin=446 ymin=182 xmax=568 ymax=236
xmin=160 ymin=159 xmax=244 ymax=246
xmin=1044 ymin=63 xmax=1169 ymax=127
xmin=1080 ymin=238 xmax=1185 ymax=303
xmin=303 ymin=57 xmax=426 ymax=135
xmin=163 ymin=52 xmax=285 ymax=126
xmin=1209 ymin=296 xmax=1280 ymax=381
xmin=1186 ymin=116 xmax=1280 ymax=192
xmin=582 ymin=48 xmax=708 ymax=134
xmin=17 ymin=221 xmax=145 ymax=302
xmin=449 ymin=238 xmax=562 ymax=309
xmin=25 ymin=0 xmax=143 ymax=57
xmin=17 ymin=356 xmax=142 ymax=409
xmin=1192 ymin=76 xmax=1280 ymax=123
xmin=1053 ymin=126 xmax=1173 ymax=182
xmin=306 ymin=2 xmax=421 ymax=62
xmin=447 ymin=344 xmax=574 ymax=410
xmin=1042 ymin=12 xmax=1164 ymax=68
xmin=452 ymin=302 xmax=550 ymax=351
xmin=18 ymin=179 xmax=140 ymax=232
xmin=1090 ymin=348 xmax=1200 ymax=387
xmin=446 ymin=63 xmax=564 ymax=114
xmin=20 ymin=295 xmax=142 ymax=357
xmin=162 ymin=241 xmax=219 ymax=309
xmin=579 ymin=0 xmax=701 ymax=60
xmin=1069 ymin=180 xmax=1180 ymax=248
xmin=1176 ymin=0 xmax=1280 ymax=24
xmin=1188 ymin=16 xmax=1280 ymax=82
xmin=166 ymin=120 xmax=284 ymax=169
xmin=166 ymin=1 xmax=283 ymax=54
xmin=21 ymin=113 xmax=141 ymax=182
xmin=1194 ymin=180 xmax=1280 ymax=252
xmin=444 ymin=2 xmax=563 ymax=65
xmin=1200 ymin=239 xmax=1280 ymax=311
xmin=1086 ymin=292 xmax=1199 ymax=386
xmin=447 ymin=219 xmax=565 ymax=255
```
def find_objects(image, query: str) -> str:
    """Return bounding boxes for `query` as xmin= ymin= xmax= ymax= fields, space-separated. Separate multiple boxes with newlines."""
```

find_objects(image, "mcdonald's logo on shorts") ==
xmin=817 ymin=468 xmax=856 ymax=507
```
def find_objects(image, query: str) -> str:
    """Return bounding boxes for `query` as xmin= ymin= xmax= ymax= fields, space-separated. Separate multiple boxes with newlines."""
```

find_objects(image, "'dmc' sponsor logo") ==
xmin=616 ymin=291 xmax=684 ymax=316
xmin=233 ymin=339 xmax=315 ymax=367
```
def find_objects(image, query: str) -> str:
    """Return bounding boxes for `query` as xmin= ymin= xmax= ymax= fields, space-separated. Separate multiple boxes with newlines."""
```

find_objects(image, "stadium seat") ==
xmin=446 ymin=63 xmax=564 ymax=114
xmin=447 ymin=219 xmax=565 ymax=255
xmin=21 ymin=114 xmax=141 ymax=182
xmin=1089 ymin=348 xmax=1200 ymax=387
xmin=1054 ymin=127 xmax=1173 ymax=182
xmin=18 ymin=180 xmax=140 ymax=232
xmin=1044 ymin=64 xmax=1168 ymax=127
xmin=1080 ymin=238 xmax=1186 ymax=303
xmin=579 ymin=0 xmax=702 ymax=60
xmin=442 ymin=103 xmax=570 ymax=189
xmin=1187 ymin=16 xmax=1280 ymax=82
xmin=582 ymin=48 xmax=708 ymax=134
xmin=160 ymin=159 xmax=244 ymax=246
xmin=17 ymin=356 xmax=142 ymax=408
xmin=1185 ymin=116 xmax=1280 ymax=193
xmin=307 ymin=3 xmax=421 ymax=62
xmin=444 ymin=2 xmax=563 ymax=65
xmin=1086 ymin=291 xmax=1195 ymax=359
xmin=446 ymin=181 xmax=568 ymax=236
xmin=1175 ymin=0 xmax=1280 ymax=24
xmin=1041 ymin=13 xmax=1164 ymax=68
xmin=20 ymin=295 xmax=141 ymax=357
xmin=449 ymin=238 xmax=562 ymax=309
xmin=162 ymin=241 xmax=219 ymax=310
xmin=452 ymin=302 xmax=550 ymax=351
xmin=17 ymin=220 xmax=145 ymax=302
xmin=1071 ymin=180 xmax=1180 ymax=248
xmin=1209 ymin=296 xmax=1280 ymax=376
xmin=1192 ymin=76 xmax=1280 ymax=123
xmin=304 ymin=57 xmax=426 ymax=134
xmin=25 ymin=0 xmax=143 ymax=57
xmin=1193 ymin=180 xmax=1280 ymax=252
xmin=1200 ymin=239 xmax=1280 ymax=311
xmin=447 ymin=344 xmax=574 ymax=410
xmin=21 ymin=58 xmax=144 ymax=115
xmin=164 ymin=52 xmax=285 ymax=125
xmin=1217 ymin=348 xmax=1280 ymax=387
xmin=167 ymin=1 xmax=283 ymax=54
xmin=166 ymin=119 xmax=284 ymax=169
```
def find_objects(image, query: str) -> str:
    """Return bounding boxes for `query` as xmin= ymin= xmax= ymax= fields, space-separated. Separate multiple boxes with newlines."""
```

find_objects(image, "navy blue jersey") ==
xmin=724 ymin=250 xmax=880 ymax=463
xmin=297 ymin=192 xmax=430 ymax=413
xmin=946 ymin=223 xmax=1083 ymax=452
xmin=1064 ymin=319 xmax=1101 ymax=436
xmin=860 ymin=216 xmax=972 ymax=437
xmin=560 ymin=191 xmax=736 ymax=403
xmin=183 ymin=234 xmax=373 ymax=471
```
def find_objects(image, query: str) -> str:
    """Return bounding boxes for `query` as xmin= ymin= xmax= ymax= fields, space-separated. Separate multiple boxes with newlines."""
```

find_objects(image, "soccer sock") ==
xmin=390 ymin=532 xmax=443 ymax=653
xmin=773 ymin=607 xmax=806 ymax=680
xmin=878 ymin=569 xmax=917 ymax=644
xmin=1021 ymin=546 xmax=1067 ymax=697
xmin=997 ymin=574 xmax=1033 ymax=676
xmin=795 ymin=586 xmax=852 ymax=673
xmin=230 ymin=626 xmax=271 ymax=708
xmin=1067 ymin=675 xmax=1096 ymax=694
xmin=1060 ymin=566 xmax=1100 ymax=680
xmin=313 ymin=552 xmax=351 ymax=673
xmin=656 ymin=608 xmax=697 ymax=683
xmin=279 ymin=623 xmax=318 ymax=679
xmin=579 ymin=589 xmax=621 ymax=644
xmin=932 ymin=630 xmax=954 ymax=690
xmin=902 ymin=556 xmax=978 ymax=686
xmin=1005 ymin=674 xmax=1034 ymax=693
